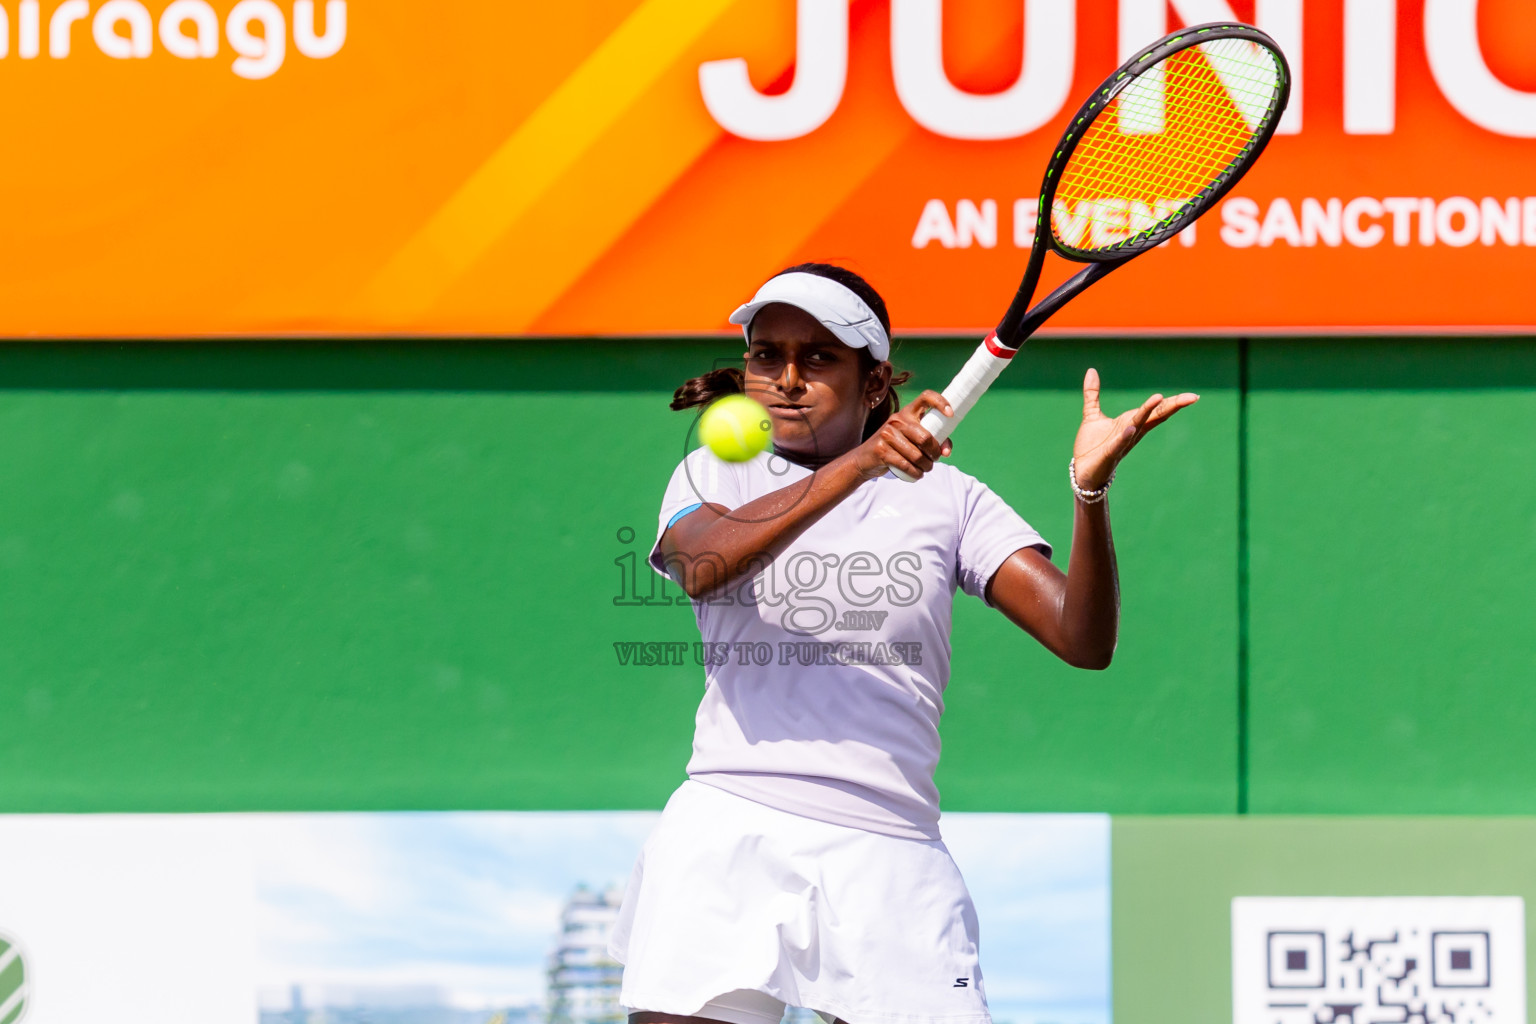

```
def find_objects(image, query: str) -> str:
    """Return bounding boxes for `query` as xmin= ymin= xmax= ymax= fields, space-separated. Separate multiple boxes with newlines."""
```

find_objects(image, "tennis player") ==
xmin=610 ymin=263 xmax=1196 ymax=1024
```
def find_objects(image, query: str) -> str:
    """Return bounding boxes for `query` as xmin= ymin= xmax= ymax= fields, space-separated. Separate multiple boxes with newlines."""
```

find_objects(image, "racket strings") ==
xmin=1061 ymin=42 xmax=1273 ymax=240
xmin=1069 ymin=53 xmax=1262 ymax=228
xmin=1053 ymin=36 xmax=1282 ymax=254
xmin=1083 ymin=43 xmax=1273 ymax=200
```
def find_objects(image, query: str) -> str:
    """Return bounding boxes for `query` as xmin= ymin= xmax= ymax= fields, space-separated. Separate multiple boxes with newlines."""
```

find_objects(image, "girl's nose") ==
xmin=779 ymin=360 xmax=802 ymax=391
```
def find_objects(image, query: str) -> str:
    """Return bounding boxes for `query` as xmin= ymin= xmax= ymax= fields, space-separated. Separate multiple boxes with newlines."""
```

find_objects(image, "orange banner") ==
xmin=1 ymin=0 xmax=1533 ymax=336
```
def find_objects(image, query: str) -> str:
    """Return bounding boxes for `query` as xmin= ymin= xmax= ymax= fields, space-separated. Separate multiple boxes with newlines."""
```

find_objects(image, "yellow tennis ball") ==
xmin=699 ymin=394 xmax=772 ymax=462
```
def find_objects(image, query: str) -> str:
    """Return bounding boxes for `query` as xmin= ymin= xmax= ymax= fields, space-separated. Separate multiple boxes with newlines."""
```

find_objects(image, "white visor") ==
xmin=728 ymin=272 xmax=890 ymax=362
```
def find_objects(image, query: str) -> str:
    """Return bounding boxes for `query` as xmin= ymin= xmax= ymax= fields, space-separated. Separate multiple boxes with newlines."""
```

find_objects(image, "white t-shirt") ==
xmin=649 ymin=447 xmax=1050 ymax=840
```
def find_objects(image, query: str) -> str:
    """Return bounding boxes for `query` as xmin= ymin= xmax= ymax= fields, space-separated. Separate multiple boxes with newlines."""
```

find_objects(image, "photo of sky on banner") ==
xmin=252 ymin=813 xmax=1109 ymax=1024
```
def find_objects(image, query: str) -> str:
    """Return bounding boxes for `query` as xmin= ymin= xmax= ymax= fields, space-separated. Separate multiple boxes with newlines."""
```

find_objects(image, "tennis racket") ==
xmin=893 ymin=22 xmax=1290 ymax=482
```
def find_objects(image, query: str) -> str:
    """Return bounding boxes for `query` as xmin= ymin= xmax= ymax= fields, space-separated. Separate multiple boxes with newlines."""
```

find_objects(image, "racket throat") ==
xmin=1017 ymin=261 xmax=1121 ymax=338
xmin=994 ymin=239 xmax=1049 ymax=347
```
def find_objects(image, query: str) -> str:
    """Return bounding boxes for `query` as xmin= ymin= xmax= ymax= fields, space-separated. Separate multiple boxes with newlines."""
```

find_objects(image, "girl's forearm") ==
xmin=1057 ymin=497 xmax=1121 ymax=669
xmin=660 ymin=453 xmax=868 ymax=599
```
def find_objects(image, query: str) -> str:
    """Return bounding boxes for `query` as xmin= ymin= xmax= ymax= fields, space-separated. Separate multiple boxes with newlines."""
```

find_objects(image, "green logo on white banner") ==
xmin=0 ymin=933 xmax=27 ymax=1024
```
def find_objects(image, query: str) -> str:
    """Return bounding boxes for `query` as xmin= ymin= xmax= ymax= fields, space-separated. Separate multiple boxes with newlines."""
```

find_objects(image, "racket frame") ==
xmin=893 ymin=23 xmax=1290 ymax=481
xmin=995 ymin=22 xmax=1292 ymax=350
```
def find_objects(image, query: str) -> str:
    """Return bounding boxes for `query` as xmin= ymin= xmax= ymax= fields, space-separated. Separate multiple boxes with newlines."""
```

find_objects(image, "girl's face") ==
xmin=744 ymin=303 xmax=890 ymax=461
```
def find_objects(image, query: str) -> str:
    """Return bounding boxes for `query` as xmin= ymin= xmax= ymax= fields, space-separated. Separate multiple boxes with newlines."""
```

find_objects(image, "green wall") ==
xmin=0 ymin=337 xmax=1530 ymax=814
xmin=1247 ymin=340 xmax=1536 ymax=813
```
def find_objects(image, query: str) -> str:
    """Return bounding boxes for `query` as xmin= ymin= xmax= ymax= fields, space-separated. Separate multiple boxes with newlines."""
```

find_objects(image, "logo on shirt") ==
xmin=871 ymin=504 xmax=902 ymax=519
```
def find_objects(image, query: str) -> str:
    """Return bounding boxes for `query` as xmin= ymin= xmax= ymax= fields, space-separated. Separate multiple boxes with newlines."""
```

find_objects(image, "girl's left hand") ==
xmin=1071 ymin=368 xmax=1199 ymax=492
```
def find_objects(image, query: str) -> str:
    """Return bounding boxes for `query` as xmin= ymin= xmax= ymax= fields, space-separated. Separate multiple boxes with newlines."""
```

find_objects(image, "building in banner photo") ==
xmin=548 ymin=887 xmax=626 ymax=1024
xmin=544 ymin=885 xmax=828 ymax=1024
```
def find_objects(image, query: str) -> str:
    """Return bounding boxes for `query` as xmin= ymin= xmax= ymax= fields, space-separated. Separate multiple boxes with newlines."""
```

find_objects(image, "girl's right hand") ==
xmin=851 ymin=390 xmax=955 ymax=481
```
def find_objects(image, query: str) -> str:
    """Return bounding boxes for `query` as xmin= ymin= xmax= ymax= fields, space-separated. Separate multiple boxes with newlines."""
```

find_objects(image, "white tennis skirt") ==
xmin=610 ymin=780 xmax=991 ymax=1024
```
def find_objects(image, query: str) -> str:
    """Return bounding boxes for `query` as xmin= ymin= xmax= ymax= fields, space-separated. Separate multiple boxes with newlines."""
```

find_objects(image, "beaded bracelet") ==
xmin=1069 ymin=457 xmax=1114 ymax=504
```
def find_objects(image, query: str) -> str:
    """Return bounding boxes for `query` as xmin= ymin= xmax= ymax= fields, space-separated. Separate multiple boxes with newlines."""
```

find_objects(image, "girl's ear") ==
xmin=866 ymin=360 xmax=893 ymax=407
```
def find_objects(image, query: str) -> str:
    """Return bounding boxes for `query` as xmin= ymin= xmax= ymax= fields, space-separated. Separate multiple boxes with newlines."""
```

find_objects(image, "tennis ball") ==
xmin=699 ymin=394 xmax=772 ymax=462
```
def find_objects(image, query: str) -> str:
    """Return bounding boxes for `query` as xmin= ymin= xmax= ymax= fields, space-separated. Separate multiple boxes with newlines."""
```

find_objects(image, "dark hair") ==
xmin=671 ymin=262 xmax=911 ymax=441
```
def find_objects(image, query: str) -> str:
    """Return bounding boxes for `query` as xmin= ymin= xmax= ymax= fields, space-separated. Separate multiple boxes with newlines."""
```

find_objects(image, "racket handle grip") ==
xmin=891 ymin=334 xmax=1016 ymax=483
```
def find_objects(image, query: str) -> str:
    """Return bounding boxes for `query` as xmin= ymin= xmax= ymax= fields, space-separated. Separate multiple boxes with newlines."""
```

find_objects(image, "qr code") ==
xmin=1233 ymin=898 xmax=1527 ymax=1024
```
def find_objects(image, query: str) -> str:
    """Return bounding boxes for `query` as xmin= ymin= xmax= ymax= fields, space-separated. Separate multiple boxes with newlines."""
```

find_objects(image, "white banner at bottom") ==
xmin=0 ymin=812 xmax=1109 ymax=1024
